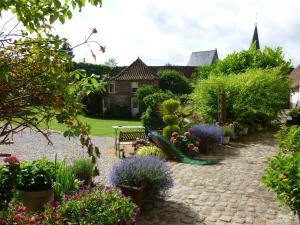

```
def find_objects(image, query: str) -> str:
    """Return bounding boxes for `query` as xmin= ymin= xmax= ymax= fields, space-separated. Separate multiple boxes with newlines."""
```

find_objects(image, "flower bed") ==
xmin=1 ymin=185 xmax=139 ymax=225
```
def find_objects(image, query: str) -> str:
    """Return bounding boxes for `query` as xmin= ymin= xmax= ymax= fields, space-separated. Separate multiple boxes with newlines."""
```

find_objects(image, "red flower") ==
xmin=12 ymin=214 xmax=23 ymax=222
xmin=57 ymin=221 xmax=63 ymax=225
xmin=0 ymin=219 xmax=7 ymax=225
xmin=53 ymin=214 xmax=60 ymax=221
xmin=17 ymin=206 xmax=26 ymax=213
xmin=3 ymin=155 xmax=19 ymax=164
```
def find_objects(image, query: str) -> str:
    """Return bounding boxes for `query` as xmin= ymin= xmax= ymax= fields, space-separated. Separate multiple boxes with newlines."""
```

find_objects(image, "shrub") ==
xmin=3 ymin=186 xmax=139 ymax=225
xmin=158 ymin=70 xmax=193 ymax=95
xmin=192 ymin=68 xmax=290 ymax=125
xmin=82 ymin=90 xmax=104 ymax=117
xmin=161 ymin=99 xmax=180 ymax=114
xmin=136 ymin=146 xmax=168 ymax=159
xmin=275 ymin=125 xmax=300 ymax=153
xmin=104 ymin=104 xmax=131 ymax=119
xmin=109 ymin=156 xmax=173 ymax=197
xmin=0 ymin=165 xmax=15 ymax=210
xmin=163 ymin=115 xmax=179 ymax=125
xmin=161 ymin=99 xmax=181 ymax=138
xmin=141 ymin=92 xmax=173 ymax=129
xmin=189 ymin=124 xmax=223 ymax=144
xmin=134 ymin=85 xmax=159 ymax=113
xmin=71 ymin=158 xmax=93 ymax=185
xmin=263 ymin=126 xmax=300 ymax=213
xmin=163 ymin=124 xmax=180 ymax=138
xmin=17 ymin=158 xmax=56 ymax=192
xmin=263 ymin=152 xmax=300 ymax=213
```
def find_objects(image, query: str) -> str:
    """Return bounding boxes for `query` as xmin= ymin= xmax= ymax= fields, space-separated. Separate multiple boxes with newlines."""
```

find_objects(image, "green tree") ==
xmin=0 ymin=0 xmax=104 ymax=176
xmin=158 ymin=70 xmax=193 ymax=95
xmin=0 ymin=0 xmax=102 ymax=32
xmin=196 ymin=46 xmax=291 ymax=79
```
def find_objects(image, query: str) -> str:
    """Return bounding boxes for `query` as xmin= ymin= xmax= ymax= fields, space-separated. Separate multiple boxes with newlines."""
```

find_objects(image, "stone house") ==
xmin=105 ymin=58 xmax=199 ymax=117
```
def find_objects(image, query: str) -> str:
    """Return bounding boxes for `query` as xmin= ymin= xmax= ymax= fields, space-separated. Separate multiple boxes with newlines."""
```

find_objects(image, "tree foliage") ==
xmin=192 ymin=68 xmax=290 ymax=125
xmin=158 ymin=70 xmax=193 ymax=95
xmin=141 ymin=92 xmax=173 ymax=129
xmin=0 ymin=0 xmax=104 ymax=176
xmin=196 ymin=46 xmax=291 ymax=80
xmin=0 ymin=0 xmax=102 ymax=32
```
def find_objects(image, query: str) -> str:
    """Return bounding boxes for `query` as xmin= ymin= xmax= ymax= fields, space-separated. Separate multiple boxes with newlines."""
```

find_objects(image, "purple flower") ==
xmin=104 ymin=184 xmax=112 ymax=192
xmin=189 ymin=124 xmax=223 ymax=144
xmin=108 ymin=156 xmax=173 ymax=194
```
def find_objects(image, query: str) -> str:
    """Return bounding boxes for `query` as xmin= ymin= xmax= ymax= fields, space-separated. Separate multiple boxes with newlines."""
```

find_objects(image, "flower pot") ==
xmin=198 ymin=137 xmax=211 ymax=153
xmin=20 ymin=189 xmax=54 ymax=212
xmin=242 ymin=127 xmax=248 ymax=135
xmin=119 ymin=185 xmax=146 ymax=207
xmin=223 ymin=136 xmax=230 ymax=145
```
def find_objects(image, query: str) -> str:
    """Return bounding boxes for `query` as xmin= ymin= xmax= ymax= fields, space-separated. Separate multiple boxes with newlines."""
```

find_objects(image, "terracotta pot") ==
xmin=242 ymin=127 xmax=248 ymax=135
xmin=119 ymin=185 xmax=146 ymax=207
xmin=20 ymin=189 xmax=54 ymax=212
xmin=198 ymin=137 xmax=211 ymax=153
xmin=223 ymin=136 xmax=230 ymax=145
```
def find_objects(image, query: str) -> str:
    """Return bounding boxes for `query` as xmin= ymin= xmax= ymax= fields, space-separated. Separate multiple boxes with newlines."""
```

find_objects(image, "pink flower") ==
xmin=17 ymin=206 xmax=26 ymax=213
xmin=171 ymin=132 xmax=179 ymax=138
xmin=12 ymin=214 xmax=22 ymax=222
xmin=3 ymin=155 xmax=19 ymax=164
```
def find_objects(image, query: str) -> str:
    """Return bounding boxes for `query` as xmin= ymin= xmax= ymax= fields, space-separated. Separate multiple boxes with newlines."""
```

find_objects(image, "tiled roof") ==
xmin=187 ymin=49 xmax=218 ymax=66
xmin=111 ymin=58 xmax=159 ymax=81
xmin=150 ymin=66 xmax=197 ymax=78
xmin=289 ymin=65 xmax=300 ymax=88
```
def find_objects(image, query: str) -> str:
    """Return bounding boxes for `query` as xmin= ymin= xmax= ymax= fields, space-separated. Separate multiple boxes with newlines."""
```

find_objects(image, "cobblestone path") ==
xmin=140 ymin=132 xmax=297 ymax=225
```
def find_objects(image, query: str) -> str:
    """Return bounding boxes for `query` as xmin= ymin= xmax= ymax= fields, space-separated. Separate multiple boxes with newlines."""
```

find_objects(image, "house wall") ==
xmin=107 ymin=80 xmax=159 ymax=116
xmin=290 ymin=86 xmax=300 ymax=108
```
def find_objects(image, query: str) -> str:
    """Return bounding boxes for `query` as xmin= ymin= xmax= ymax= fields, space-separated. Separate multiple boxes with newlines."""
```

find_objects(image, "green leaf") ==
xmin=0 ymin=64 xmax=9 ymax=82
xmin=59 ymin=16 xmax=65 ymax=24
xmin=49 ymin=13 xmax=59 ymax=24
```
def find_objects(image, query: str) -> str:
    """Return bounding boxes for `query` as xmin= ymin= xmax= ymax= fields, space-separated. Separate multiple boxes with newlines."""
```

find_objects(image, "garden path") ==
xmin=0 ymin=130 xmax=297 ymax=225
xmin=139 ymin=132 xmax=297 ymax=225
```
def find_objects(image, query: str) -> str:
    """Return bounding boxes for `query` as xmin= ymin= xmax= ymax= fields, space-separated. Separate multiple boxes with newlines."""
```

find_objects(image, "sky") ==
xmin=2 ymin=0 xmax=300 ymax=66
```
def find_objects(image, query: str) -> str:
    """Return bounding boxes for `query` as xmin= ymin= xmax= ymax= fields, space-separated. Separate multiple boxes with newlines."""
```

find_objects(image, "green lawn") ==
xmin=39 ymin=116 xmax=142 ymax=137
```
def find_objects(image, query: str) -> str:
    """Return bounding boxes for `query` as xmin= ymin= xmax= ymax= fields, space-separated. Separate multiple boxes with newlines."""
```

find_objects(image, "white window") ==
xmin=131 ymin=82 xmax=138 ymax=93
xmin=109 ymin=82 xmax=115 ymax=93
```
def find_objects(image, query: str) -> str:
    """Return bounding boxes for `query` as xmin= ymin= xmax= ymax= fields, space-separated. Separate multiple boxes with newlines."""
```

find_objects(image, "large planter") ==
xmin=118 ymin=185 xmax=146 ymax=207
xmin=198 ymin=137 xmax=211 ymax=153
xmin=223 ymin=136 xmax=230 ymax=145
xmin=20 ymin=189 xmax=54 ymax=212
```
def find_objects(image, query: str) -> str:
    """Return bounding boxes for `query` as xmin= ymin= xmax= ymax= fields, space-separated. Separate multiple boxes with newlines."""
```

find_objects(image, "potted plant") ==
xmin=71 ymin=158 xmax=93 ymax=186
xmin=17 ymin=158 xmax=56 ymax=211
xmin=222 ymin=127 xmax=234 ymax=144
xmin=170 ymin=131 xmax=200 ymax=156
xmin=108 ymin=156 xmax=173 ymax=207
xmin=188 ymin=124 xmax=223 ymax=152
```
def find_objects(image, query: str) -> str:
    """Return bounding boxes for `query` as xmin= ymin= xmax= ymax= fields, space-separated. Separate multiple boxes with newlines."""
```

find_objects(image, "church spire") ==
xmin=250 ymin=14 xmax=260 ymax=50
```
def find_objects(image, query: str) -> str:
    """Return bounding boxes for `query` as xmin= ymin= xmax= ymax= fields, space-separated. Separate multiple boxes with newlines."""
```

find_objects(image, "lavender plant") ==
xmin=189 ymin=124 xmax=223 ymax=144
xmin=109 ymin=156 xmax=173 ymax=196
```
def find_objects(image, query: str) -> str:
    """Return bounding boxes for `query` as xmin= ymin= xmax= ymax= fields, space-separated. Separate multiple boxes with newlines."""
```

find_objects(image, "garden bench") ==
xmin=117 ymin=130 xmax=147 ymax=158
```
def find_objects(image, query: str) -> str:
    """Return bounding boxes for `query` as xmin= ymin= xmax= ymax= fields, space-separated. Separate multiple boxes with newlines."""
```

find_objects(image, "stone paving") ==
xmin=140 ymin=132 xmax=297 ymax=225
